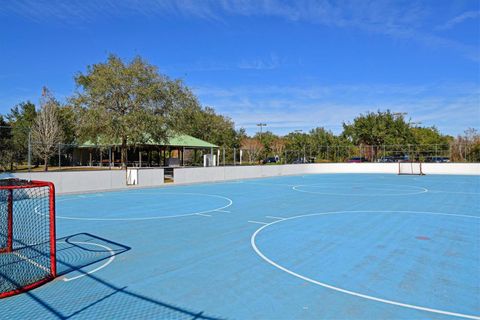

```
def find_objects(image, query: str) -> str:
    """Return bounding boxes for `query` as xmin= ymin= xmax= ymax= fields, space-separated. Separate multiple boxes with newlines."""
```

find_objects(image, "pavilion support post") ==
xmin=109 ymin=147 xmax=112 ymax=169
xmin=210 ymin=147 xmax=213 ymax=166
xmin=182 ymin=147 xmax=185 ymax=166
xmin=139 ymin=149 xmax=142 ymax=168
xmin=89 ymin=150 xmax=92 ymax=167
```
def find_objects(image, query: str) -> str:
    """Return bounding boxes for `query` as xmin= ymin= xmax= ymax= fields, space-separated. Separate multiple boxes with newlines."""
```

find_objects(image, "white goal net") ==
xmin=398 ymin=162 xmax=424 ymax=175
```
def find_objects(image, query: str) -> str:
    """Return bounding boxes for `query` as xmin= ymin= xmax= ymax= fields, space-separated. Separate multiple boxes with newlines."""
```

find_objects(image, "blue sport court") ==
xmin=1 ymin=173 xmax=479 ymax=319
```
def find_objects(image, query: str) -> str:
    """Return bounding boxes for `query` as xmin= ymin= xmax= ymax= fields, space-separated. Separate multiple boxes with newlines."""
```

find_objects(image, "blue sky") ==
xmin=0 ymin=0 xmax=479 ymax=136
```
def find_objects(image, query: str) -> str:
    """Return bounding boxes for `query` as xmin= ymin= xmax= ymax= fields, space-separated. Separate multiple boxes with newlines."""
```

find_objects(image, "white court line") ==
xmin=214 ymin=209 xmax=231 ymax=213
xmin=428 ymin=190 xmax=480 ymax=195
xmin=61 ymin=241 xmax=115 ymax=282
xmin=292 ymin=183 xmax=428 ymax=196
xmin=266 ymin=216 xmax=286 ymax=220
xmin=248 ymin=220 xmax=268 ymax=225
xmin=241 ymin=181 xmax=297 ymax=187
xmin=36 ymin=192 xmax=233 ymax=221
xmin=13 ymin=252 xmax=50 ymax=273
xmin=251 ymin=210 xmax=480 ymax=320
xmin=195 ymin=213 xmax=212 ymax=217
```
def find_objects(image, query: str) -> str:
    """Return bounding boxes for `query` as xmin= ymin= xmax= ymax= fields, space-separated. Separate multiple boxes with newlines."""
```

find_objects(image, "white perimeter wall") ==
xmin=1 ymin=163 xmax=478 ymax=194
xmin=0 ymin=168 xmax=164 ymax=194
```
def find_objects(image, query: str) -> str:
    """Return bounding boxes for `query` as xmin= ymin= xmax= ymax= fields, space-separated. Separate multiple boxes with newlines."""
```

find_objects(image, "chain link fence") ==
xmin=1 ymin=125 xmax=479 ymax=172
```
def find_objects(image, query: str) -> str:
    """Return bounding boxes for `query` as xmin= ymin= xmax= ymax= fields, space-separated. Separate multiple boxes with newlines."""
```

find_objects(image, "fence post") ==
xmin=28 ymin=131 xmax=31 ymax=172
xmin=58 ymin=144 xmax=61 ymax=170
xmin=233 ymin=148 xmax=236 ymax=166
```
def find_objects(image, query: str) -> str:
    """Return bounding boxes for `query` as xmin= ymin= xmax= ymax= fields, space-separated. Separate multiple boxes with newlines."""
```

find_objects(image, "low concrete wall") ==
xmin=0 ymin=168 xmax=165 ymax=194
xmin=137 ymin=168 xmax=165 ymax=187
xmin=1 ymin=163 xmax=478 ymax=194
xmin=173 ymin=164 xmax=311 ymax=184
xmin=421 ymin=163 xmax=480 ymax=175
xmin=0 ymin=170 xmax=127 ymax=194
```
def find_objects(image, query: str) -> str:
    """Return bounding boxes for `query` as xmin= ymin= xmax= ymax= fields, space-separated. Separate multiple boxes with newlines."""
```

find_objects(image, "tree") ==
xmin=31 ymin=88 xmax=63 ymax=171
xmin=254 ymin=131 xmax=277 ymax=157
xmin=57 ymin=105 xmax=78 ymax=145
xmin=172 ymin=102 xmax=240 ymax=148
xmin=271 ymin=137 xmax=286 ymax=158
xmin=73 ymin=54 xmax=177 ymax=167
xmin=342 ymin=110 xmax=414 ymax=160
xmin=6 ymin=101 xmax=37 ymax=166
xmin=411 ymin=126 xmax=450 ymax=146
xmin=451 ymin=128 xmax=480 ymax=162
xmin=0 ymin=116 xmax=14 ymax=171
xmin=241 ymin=137 xmax=263 ymax=163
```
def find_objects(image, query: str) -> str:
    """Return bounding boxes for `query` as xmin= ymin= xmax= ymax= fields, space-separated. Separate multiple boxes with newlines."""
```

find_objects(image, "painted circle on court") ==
xmin=251 ymin=210 xmax=480 ymax=319
xmin=51 ymin=192 xmax=232 ymax=221
xmin=292 ymin=183 xmax=428 ymax=196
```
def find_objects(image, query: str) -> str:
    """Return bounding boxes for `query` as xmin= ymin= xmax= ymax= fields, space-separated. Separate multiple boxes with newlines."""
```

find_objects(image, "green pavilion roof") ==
xmin=78 ymin=133 xmax=218 ymax=148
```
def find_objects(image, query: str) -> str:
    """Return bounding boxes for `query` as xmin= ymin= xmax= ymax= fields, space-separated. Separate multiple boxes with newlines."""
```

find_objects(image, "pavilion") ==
xmin=73 ymin=133 xmax=219 ymax=167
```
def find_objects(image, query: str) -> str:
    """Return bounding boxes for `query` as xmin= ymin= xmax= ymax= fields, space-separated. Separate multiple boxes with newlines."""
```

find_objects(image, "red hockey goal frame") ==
xmin=0 ymin=179 xmax=56 ymax=298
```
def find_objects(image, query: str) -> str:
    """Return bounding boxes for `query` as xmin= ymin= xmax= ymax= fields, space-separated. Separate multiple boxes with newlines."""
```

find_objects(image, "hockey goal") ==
xmin=0 ymin=179 xmax=56 ymax=298
xmin=398 ymin=162 xmax=425 ymax=175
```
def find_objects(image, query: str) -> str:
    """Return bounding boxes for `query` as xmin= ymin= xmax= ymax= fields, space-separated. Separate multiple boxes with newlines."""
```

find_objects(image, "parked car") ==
xmin=347 ymin=157 xmax=367 ymax=163
xmin=377 ymin=156 xmax=395 ymax=163
xmin=378 ymin=155 xmax=410 ymax=163
xmin=428 ymin=157 xmax=450 ymax=163
xmin=291 ymin=158 xmax=307 ymax=164
xmin=262 ymin=157 xmax=279 ymax=164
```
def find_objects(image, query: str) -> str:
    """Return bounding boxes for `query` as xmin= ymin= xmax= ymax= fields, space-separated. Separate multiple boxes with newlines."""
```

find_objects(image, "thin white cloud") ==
xmin=193 ymin=83 xmax=480 ymax=136
xmin=2 ymin=0 xmax=477 ymax=60
xmin=436 ymin=10 xmax=480 ymax=31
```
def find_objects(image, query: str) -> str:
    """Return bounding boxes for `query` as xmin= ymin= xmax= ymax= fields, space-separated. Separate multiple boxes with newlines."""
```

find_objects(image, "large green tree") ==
xmin=411 ymin=126 xmax=451 ymax=146
xmin=172 ymin=102 xmax=241 ymax=149
xmin=73 ymin=54 xmax=180 ymax=167
xmin=342 ymin=110 xmax=414 ymax=159
xmin=0 ymin=116 xmax=14 ymax=171
xmin=6 ymin=101 xmax=37 ymax=166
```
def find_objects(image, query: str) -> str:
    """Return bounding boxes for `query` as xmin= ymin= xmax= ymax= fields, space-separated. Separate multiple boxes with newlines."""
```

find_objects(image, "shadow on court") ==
xmin=1 ymin=233 xmax=223 ymax=320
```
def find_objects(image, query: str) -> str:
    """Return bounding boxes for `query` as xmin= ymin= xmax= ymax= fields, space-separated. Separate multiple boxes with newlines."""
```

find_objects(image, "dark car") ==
xmin=291 ymin=158 xmax=307 ymax=164
xmin=347 ymin=157 xmax=367 ymax=163
xmin=377 ymin=156 xmax=395 ymax=163
xmin=262 ymin=157 xmax=278 ymax=164
xmin=428 ymin=157 xmax=450 ymax=163
xmin=378 ymin=155 xmax=409 ymax=163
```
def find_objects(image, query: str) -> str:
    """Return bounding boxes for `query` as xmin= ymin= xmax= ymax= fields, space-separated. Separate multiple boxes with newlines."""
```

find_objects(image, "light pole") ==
xmin=294 ymin=130 xmax=306 ymax=163
xmin=257 ymin=123 xmax=267 ymax=160
xmin=257 ymin=123 xmax=267 ymax=137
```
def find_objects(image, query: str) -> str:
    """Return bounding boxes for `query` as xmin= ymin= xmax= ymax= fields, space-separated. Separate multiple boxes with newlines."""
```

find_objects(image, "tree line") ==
xmin=0 ymin=55 xmax=241 ymax=171
xmin=1 ymin=55 xmax=479 ymax=171
xmin=241 ymin=113 xmax=479 ymax=163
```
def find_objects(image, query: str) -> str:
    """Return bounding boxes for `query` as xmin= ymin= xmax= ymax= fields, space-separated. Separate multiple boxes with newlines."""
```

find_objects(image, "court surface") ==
xmin=1 ymin=173 xmax=479 ymax=319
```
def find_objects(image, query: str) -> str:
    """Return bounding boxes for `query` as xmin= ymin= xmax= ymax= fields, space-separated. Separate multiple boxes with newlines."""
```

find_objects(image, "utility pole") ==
xmin=294 ymin=129 xmax=305 ymax=163
xmin=257 ymin=123 xmax=267 ymax=161
xmin=256 ymin=123 xmax=267 ymax=137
